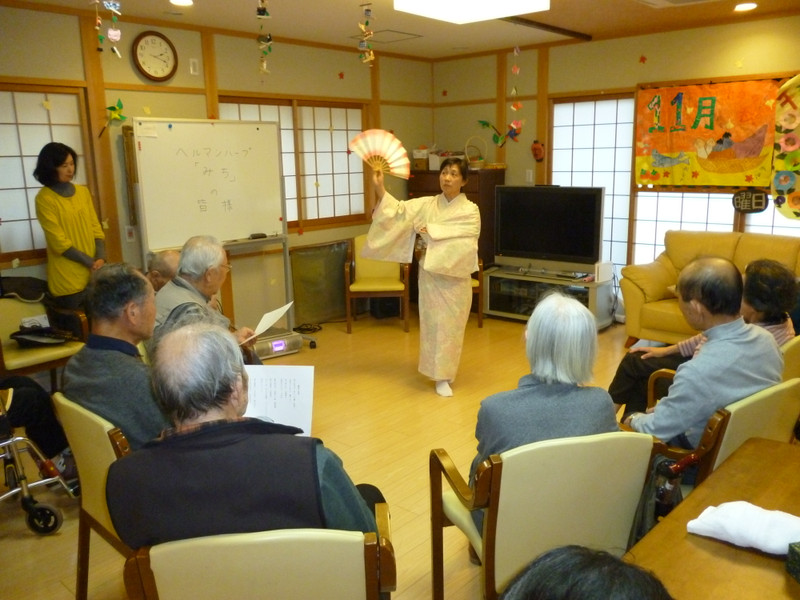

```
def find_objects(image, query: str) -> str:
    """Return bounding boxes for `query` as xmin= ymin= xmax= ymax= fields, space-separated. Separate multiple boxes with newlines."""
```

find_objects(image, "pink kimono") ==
xmin=364 ymin=191 xmax=480 ymax=381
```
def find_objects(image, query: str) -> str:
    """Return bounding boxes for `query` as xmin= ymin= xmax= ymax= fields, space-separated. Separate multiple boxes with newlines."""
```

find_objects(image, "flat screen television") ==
xmin=494 ymin=185 xmax=604 ymax=271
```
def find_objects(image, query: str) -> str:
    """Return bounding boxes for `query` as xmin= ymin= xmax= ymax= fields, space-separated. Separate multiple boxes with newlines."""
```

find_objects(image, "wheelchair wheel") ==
xmin=26 ymin=503 xmax=63 ymax=535
xmin=4 ymin=462 xmax=18 ymax=491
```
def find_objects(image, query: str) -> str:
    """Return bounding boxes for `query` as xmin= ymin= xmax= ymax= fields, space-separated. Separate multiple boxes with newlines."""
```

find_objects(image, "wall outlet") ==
xmin=125 ymin=226 xmax=136 ymax=242
xmin=189 ymin=58 xmax=199 ymax=75
xmin=525 ymin=169 xmax=533 ymax=183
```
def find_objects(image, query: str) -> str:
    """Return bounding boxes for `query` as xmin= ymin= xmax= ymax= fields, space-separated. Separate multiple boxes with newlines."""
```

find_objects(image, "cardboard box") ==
xmin=428 ymin=152 xmax=465 ymax=171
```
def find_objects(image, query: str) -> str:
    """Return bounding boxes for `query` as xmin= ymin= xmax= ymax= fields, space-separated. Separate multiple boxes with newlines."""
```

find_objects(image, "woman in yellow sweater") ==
xmin=34 ymin=142 xmax=105 ymax=317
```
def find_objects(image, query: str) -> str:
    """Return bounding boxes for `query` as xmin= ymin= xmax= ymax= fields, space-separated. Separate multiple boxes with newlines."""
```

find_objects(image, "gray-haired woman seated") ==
xmin=469 ymin=291 xmax=619 ymax=533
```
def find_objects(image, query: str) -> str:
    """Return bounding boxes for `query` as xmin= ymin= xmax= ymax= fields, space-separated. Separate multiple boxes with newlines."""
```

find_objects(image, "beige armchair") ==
xmin=124 ymin=502 xmax=396 ymax=600
xmin=620 ymin=230 xmax=800 ymax=347
xmin=429 ymin=431 xmax=653 ymax=600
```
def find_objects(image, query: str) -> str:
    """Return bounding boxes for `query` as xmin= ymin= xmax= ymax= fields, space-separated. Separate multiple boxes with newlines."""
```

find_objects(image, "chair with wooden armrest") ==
xmin=644 ymin=372 xmax=800 ymax=485
xmin=345 ymin=234 xmax=410 ymax=333
xmin=124 ymin=502 xmax=396 ymax=600
xmin=471 ymin=258 xmax=484 ymax=328
xmin=430 ymin=432 xmax=653 ymax=600
xmin=0 ymin=297 xmax=85 ymax=392
xmin=52 ymin=392 xmax=133 ymax=600
xmin=707 ymin=378 xmax=800 ymax=471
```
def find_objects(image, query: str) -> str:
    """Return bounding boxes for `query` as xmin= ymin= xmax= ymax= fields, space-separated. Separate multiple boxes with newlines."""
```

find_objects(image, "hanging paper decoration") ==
xmin=255 ymin=1 xmax=273 ymax=74
xmin=98 ymin=98 xmax=126 ymax=138
xmin=478 ymin=120 xmax=525 ymax=148
xmin=349 ymin=129 xmax=410 ymax=179
xmin=358 ymin=4 xmax=375 ymax=66
xmin=103 ymin=1 xmax=122 ymax=58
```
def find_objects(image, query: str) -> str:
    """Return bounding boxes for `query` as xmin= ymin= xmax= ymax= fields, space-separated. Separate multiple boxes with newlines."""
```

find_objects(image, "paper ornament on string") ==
xmin=349 ymin=129 xmax=410 ymax=179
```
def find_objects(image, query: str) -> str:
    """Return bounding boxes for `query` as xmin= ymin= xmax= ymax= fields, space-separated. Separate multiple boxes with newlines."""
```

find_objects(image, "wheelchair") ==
xmin=1 ymin=388 xmax=78 ymax=535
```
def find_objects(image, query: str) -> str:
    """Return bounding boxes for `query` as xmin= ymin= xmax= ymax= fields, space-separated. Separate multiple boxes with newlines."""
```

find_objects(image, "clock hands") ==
xmin=149 ymin=52 xmax=169 ymax=64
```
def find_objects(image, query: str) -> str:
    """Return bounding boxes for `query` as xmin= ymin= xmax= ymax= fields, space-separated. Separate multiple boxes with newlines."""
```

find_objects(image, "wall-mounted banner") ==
xmin=772 ymin=74 xmax=800 ymax=220
xmin=635 ymin=80 xmax=779 ymax=187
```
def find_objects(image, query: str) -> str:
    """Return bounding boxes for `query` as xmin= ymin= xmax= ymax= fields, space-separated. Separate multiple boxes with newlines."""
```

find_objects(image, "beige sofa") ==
xmin=620 ymin=230 xmax=800 ymax=347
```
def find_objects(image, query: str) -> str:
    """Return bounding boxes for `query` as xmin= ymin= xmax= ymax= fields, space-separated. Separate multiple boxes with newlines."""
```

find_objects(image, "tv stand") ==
xmin=484 ymin=266 xmax=613 ymax=329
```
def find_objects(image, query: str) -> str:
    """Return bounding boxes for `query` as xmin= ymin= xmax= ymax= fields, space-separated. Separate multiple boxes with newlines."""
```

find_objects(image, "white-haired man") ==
xmin=106 ymin=322 xmax=380 ymax=549
xmin=154 ymin=235 xmax=255 ymax=347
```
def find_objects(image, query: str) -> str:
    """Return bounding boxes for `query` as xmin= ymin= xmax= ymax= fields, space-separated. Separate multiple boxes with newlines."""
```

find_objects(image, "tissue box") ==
xmin=787 ymin=541 xmax=800 ymax=582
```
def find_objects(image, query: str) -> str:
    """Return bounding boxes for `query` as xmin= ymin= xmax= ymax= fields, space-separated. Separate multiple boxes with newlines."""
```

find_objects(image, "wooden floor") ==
xmin=0 ymin=309 xmax=629 ymax=600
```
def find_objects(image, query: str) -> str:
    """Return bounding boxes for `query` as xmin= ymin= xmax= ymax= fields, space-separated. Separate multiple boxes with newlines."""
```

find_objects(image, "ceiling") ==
xmin=17 ymin=0 xmax=800 ymax=59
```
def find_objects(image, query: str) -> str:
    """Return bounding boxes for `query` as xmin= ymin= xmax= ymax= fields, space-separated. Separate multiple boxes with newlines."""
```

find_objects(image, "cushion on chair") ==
xmin=350 ymin=278 xmax=405 ymax=292
xmin=620 ymin=255 xmax=678 ymax=303
xmin=442 ymin=489 xmax=484 ymax=559
xmin=640 ymin=299 xmax=697 ymax=336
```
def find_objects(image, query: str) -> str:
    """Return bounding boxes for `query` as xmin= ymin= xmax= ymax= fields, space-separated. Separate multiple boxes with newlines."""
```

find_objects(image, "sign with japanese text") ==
xmin=635 ymin=80 xmax=779 ymax=187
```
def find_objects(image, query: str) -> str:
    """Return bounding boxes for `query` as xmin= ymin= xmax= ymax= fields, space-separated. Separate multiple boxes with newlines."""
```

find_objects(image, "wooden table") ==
xmin=625 ymin=437 xmax=800 ymax=599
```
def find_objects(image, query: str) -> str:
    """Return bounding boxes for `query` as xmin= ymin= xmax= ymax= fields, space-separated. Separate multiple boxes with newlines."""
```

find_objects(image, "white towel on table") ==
xmin=687 ymin=500 xmax=800 ymax=555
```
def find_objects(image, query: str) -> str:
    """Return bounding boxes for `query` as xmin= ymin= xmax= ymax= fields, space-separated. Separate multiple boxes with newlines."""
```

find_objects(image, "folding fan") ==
xmin=349 ymin=129 xmax=411 ymax=179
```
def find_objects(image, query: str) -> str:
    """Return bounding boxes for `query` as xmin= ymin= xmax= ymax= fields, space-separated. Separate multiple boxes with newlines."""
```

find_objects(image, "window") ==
xmin=552 ymin=95 xmax=800 ymax=269
xmin=219 ymin=100 xmax=367 ymax=227
xmin=0 ymin=88 xmax=88 ymax=261
xmin=551 ymin=96 xmax=634 ymax=273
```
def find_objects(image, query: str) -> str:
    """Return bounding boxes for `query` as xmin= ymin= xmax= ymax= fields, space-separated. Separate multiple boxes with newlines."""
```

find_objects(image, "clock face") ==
xmin=133 ymin=31 xmax=178 ymax=82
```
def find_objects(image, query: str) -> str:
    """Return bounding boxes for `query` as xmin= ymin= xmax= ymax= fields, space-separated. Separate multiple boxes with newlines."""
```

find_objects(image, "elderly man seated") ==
xmin=106 ymin=322 xmax=381 ymax=549
xmin=153 ymin=235 xmax=256 ymax=358
xmin=145 ymin=249 xmax=180 ymax=293
xmin=63 ymin=263 xmax=169 ymax=450
xmin=624 ymin=257 xmax=783 ymax=448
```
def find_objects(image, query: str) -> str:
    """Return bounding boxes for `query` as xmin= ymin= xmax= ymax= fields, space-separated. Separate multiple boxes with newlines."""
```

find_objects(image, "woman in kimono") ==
xmin=369 ymin=158 xmax=480 ymax=396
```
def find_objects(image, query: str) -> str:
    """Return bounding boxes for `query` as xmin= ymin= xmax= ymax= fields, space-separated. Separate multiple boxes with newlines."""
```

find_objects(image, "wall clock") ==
xmin=132 ymin=31 xmax=178 ymax=82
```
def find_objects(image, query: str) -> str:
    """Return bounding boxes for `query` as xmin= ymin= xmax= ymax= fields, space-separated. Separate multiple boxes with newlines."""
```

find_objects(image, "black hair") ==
xmin=439 ymin=156 xmax=469 ymax=181
xmin=87 ymin=263 xmax=150 ymax=321
xmin=744 ymin=259 xmax=799 ymax=324
xmin=500 ymin=545 xmax=674 ymax=600
xmin=677 ymin=257 xmax=742 ymax=316
xmin=33 ymin=142 xmax=78 ymax=187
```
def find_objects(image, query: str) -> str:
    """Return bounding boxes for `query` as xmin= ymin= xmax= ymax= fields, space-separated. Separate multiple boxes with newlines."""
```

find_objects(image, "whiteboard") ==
xmin=133 ymin=118 xmax=285 ymax=252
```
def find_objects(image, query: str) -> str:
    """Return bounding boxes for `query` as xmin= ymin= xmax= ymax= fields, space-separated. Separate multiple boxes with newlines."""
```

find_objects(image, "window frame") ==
xmin=0 ymin=83 xmax=98 ymax=267
xmin=218 ymin=96 xmax=371 ymax=233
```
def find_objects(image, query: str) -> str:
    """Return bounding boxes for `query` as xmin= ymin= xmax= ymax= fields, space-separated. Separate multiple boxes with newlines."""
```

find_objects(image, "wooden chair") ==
xmin=345 ymin=234 xmax=410 ymax=333
xmin=430 ymin=431 xmax=653 ymax=600
xmin=781 ymin=336 xmax=800 ymax=381
xmin=707 ymin=378 xmax=800 ymax=471
xmin=52 ymin=392 xmax=132 ymax=600
xmin=124 ymin=502 xmax=397 ymax=600
xmin=0 ymin=297 xmax=86 ymax=392
xmin=644 ymin=372 xmax=800 ymax=485
xmin=471 ymin=259 xmax=484 ymax=328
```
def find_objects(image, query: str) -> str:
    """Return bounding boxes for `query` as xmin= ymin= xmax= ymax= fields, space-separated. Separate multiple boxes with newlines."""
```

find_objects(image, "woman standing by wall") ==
xmin=34 ymin=142 xmax=105 ymax=321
